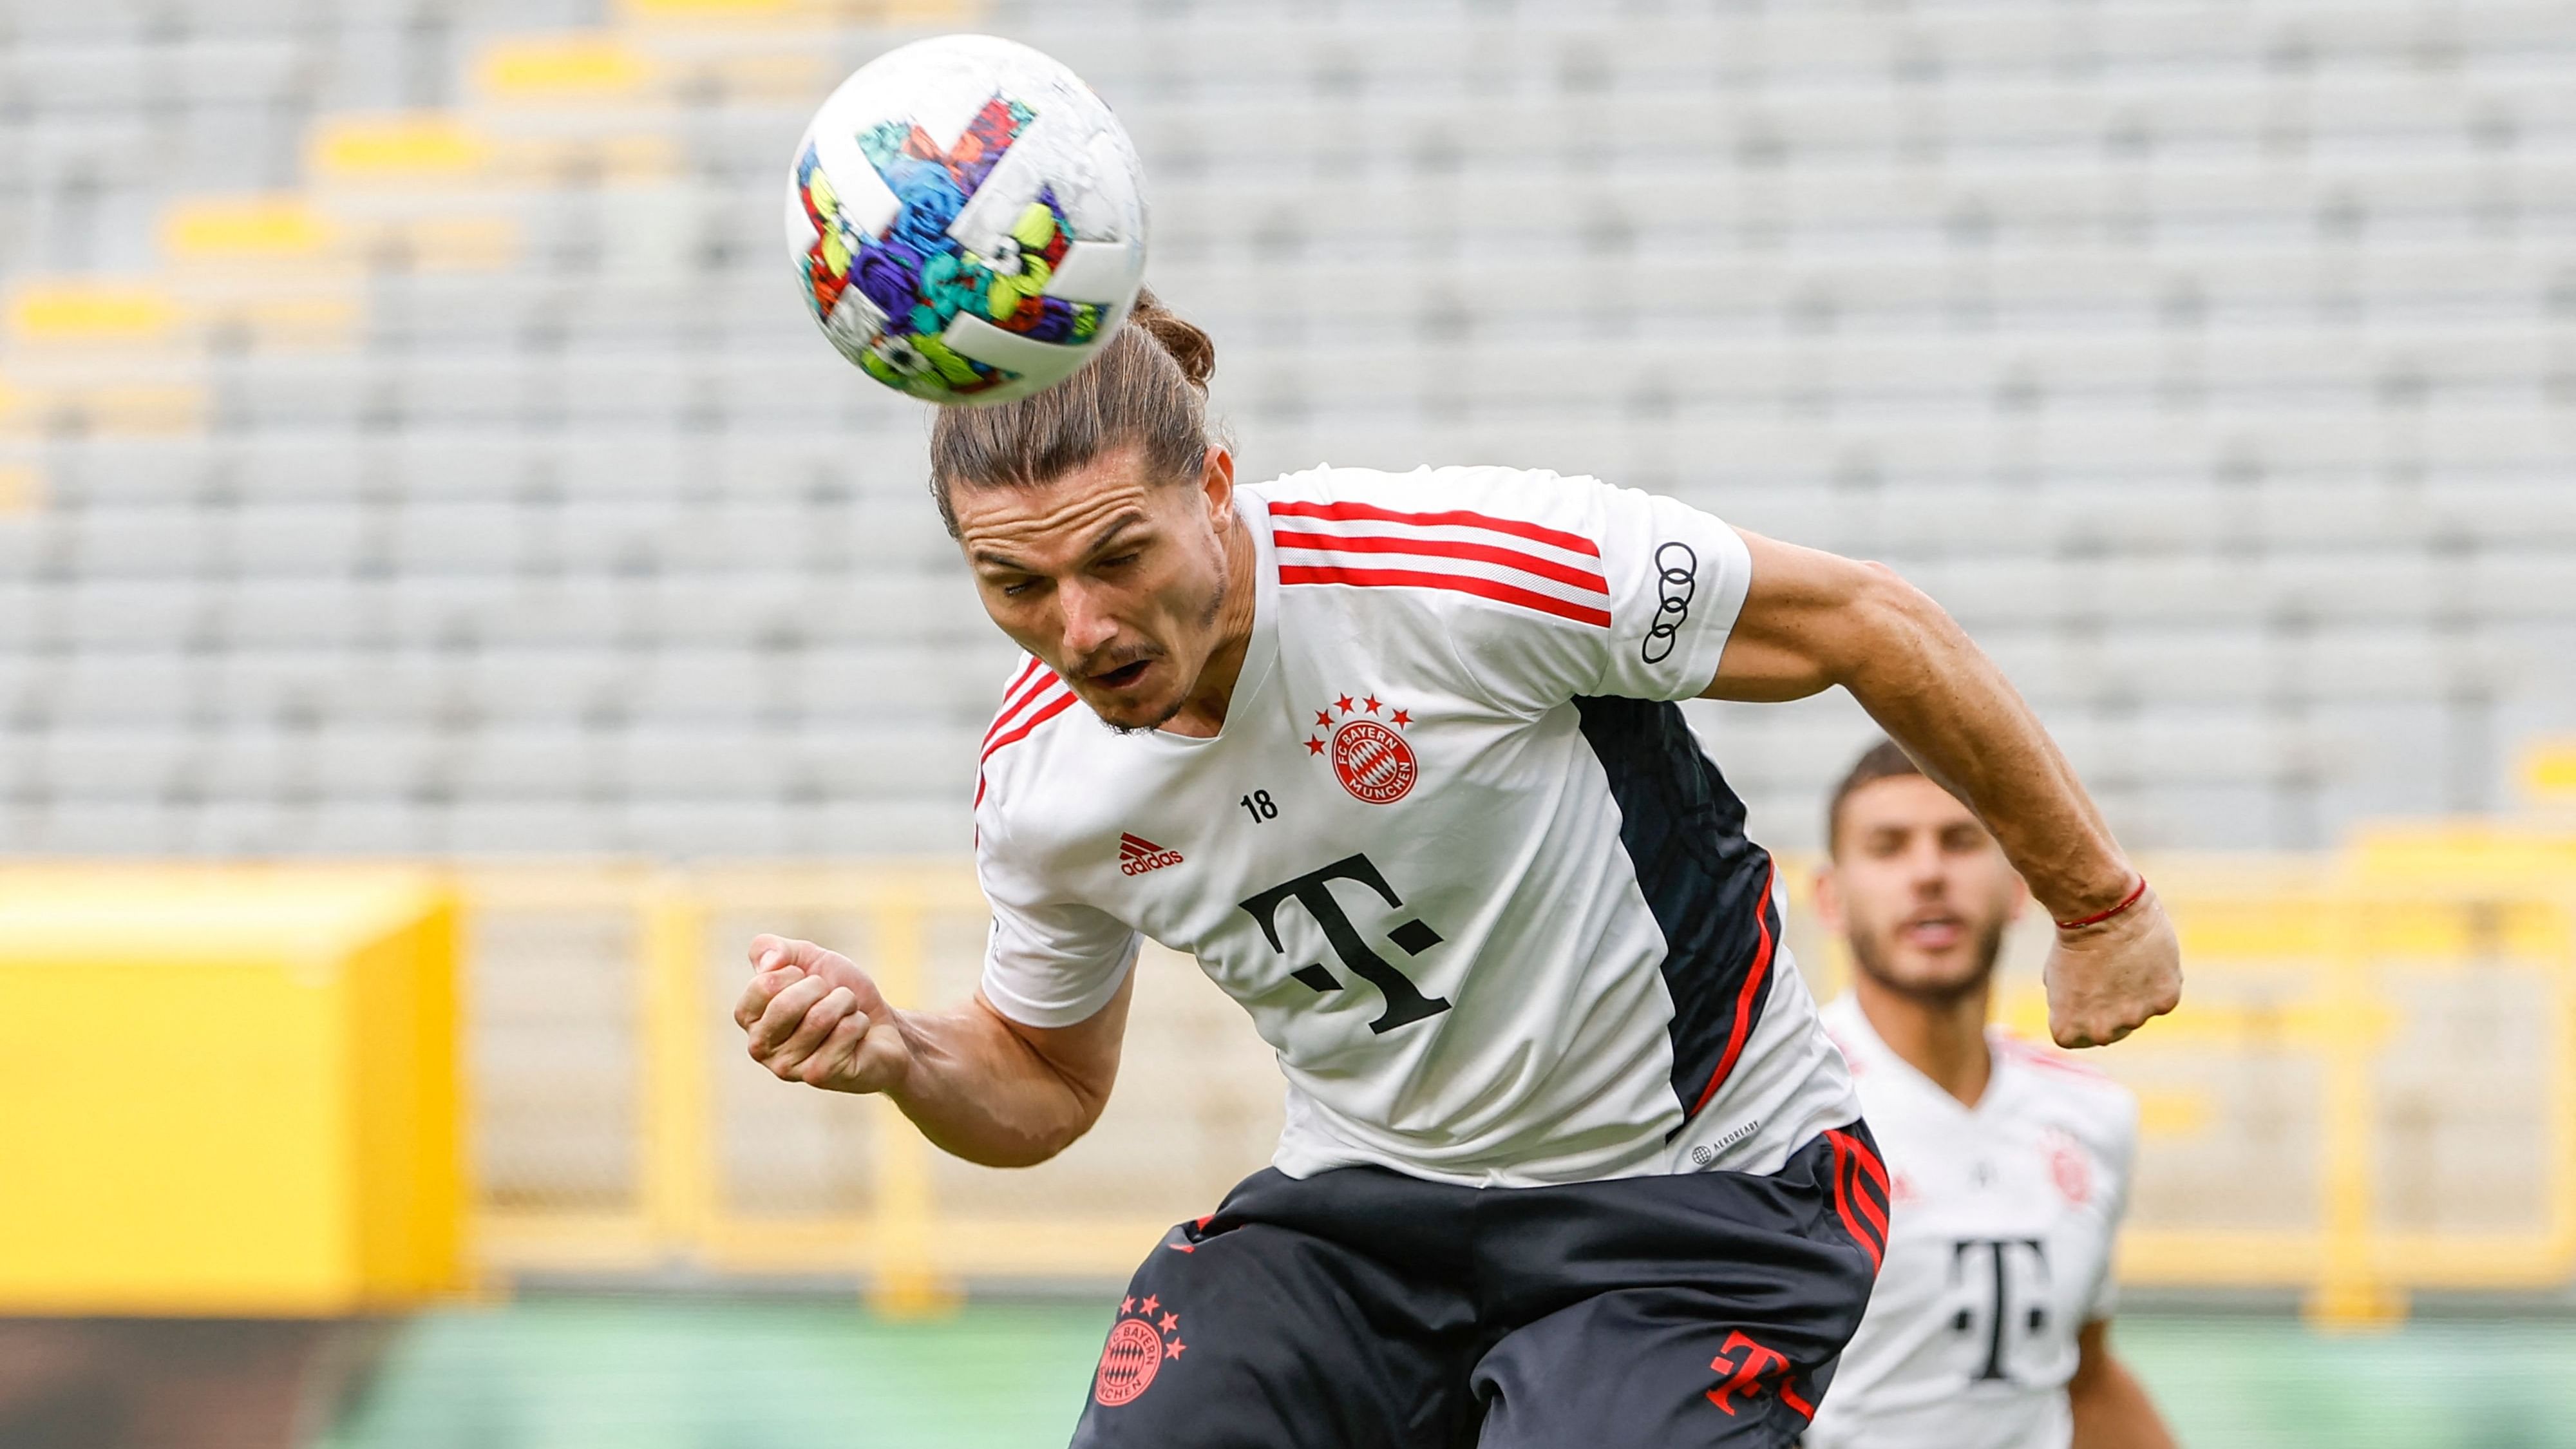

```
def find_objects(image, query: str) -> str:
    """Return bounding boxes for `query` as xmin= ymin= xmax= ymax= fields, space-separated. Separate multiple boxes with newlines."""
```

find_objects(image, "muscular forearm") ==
xmin=884 ymin=994 xmax=1119 ymax=1168
xmin=1711 ymin=532 xmax=2176 ymax=1046
xmin=737 ymin=935 xmax=1132 ymax=1168
xmin=1835 ymin=570 xmax=2134 ymax=920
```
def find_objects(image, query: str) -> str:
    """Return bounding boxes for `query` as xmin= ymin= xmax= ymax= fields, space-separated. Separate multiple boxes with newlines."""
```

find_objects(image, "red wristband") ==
xmin=2054 ymin=876 xmax=2148 ymax=931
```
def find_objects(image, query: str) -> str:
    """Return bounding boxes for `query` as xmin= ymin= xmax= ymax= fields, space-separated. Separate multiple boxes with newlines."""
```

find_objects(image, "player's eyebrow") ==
xmin=1078 ymin=511 xmax=1150 ymax=560
xmin=967 ymin=511 xmax=1150 ymax=572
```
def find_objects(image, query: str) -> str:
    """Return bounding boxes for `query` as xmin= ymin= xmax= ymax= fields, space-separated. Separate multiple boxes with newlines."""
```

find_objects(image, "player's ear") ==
xmin=1198 ymin=445 xmax=1235 ymax=517
xmin=2003 ymin=869 xmax=2031 ymax=923
xmin=1812 ymin=864 xmax=1846 ymax=933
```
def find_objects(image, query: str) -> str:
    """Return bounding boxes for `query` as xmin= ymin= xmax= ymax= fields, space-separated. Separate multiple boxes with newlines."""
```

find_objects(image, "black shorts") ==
xmin=1068 ymin=1124 xmax=1888 ymax=1449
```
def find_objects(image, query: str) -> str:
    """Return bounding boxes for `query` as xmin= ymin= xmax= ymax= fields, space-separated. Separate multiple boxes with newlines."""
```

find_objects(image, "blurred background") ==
xmin=0 ymin=0 xmax=2571 ymax=1444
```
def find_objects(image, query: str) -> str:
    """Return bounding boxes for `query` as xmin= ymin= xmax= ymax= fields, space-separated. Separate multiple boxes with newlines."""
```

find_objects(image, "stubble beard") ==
xmin=1103 ymin=557 xmax=1231 ymax=737
xmin=1848 ymin=914 xmax=2009 ymax=1007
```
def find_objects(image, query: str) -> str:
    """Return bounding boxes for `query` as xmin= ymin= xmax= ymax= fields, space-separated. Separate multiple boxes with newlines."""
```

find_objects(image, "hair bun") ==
xmin=1126 ymin=288 xmax=1216 ymax=393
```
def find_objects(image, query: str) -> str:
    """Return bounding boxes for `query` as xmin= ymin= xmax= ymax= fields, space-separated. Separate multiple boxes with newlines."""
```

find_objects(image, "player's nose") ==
xmin=1057 ymin=582 xmax=1121 ymax=661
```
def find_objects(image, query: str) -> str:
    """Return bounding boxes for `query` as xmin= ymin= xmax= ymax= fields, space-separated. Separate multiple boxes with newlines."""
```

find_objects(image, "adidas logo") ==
xmin=1119 ymin=833 xmax=1184 ymax=876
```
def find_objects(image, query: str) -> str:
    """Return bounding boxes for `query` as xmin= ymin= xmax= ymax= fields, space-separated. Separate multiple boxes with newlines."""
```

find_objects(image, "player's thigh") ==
xmin=1469 ymin=1283 xmax=1857 ymax=1449
xmin=1069 ymin=1221 xmax=1479 ymax=1449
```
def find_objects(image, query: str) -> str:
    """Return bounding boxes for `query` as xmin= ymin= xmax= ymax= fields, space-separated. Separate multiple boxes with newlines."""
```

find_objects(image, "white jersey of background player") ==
xmin=1802 ymin=743 xmax=2177 ymax=1449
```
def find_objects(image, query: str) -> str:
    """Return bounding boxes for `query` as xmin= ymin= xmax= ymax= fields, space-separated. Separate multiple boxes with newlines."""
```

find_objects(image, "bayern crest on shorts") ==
xmin=1093 ymin=1294 xmax=1186 ymax=1406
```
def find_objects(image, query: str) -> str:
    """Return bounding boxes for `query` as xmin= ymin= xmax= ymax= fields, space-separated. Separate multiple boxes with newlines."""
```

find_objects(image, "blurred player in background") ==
xmin=732 ymin=298 xmax=2181 ymax=1448
xmin=1804 ymin=741 xmax=2177 ymax=1449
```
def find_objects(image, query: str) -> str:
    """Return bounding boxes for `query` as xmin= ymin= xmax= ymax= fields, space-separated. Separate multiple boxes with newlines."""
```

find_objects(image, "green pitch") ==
xmin=323 ymin=1296 xmax=2576 ymax=1449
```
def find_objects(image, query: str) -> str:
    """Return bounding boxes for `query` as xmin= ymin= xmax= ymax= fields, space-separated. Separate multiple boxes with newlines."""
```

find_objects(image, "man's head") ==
xmin=1815 ymin=739 xmax=2027 ymax=1005
xmin=931 ymin=293 xmax=1240 ymax=733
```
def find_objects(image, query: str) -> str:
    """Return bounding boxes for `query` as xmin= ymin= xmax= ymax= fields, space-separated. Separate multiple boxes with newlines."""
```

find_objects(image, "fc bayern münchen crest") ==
xmin=1092 ymin=1293 xmax=1186 ymax=1406
xmin=1300 ymin=690 xmax=1417 ymax=804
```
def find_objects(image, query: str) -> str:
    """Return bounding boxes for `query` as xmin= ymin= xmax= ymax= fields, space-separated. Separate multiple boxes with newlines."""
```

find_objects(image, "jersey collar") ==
xmin=1829 ymin=991 xmax=2007 ymax=1121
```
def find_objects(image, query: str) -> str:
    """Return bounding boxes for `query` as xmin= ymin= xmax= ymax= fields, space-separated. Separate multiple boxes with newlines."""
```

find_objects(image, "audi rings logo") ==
xmin=1642 ymin=542 xmax=1699 ymax=664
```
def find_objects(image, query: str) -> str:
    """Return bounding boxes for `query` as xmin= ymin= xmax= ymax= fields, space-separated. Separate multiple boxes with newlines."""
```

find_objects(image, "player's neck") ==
xmin=1158 ymin=518 xmax=1260 ymax=739
xmin=1853 ymin=973 xmax=1994 ymax=1109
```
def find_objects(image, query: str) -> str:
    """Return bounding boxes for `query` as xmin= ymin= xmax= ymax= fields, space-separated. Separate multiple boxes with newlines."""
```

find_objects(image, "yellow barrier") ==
xmin=0 ymin=867 xmax=467 ymax=1315
xmin=1995 ymin=882 xmax=2576 ymax=1327
xmin=466 ymin=862 xmax=1204 ymax=1300
xmin=5 ymin=855 xmax=2562 ymax=1321
xmin=458 ymin=860 xmax=2576 ymax=1326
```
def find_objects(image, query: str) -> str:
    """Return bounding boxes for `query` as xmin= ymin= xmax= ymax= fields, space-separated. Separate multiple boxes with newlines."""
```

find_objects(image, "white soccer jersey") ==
xmin=1804 ymin=995 xmax=2140 ymax=1449
xmin=972 ymin=464 xmax=1858 ymax=1188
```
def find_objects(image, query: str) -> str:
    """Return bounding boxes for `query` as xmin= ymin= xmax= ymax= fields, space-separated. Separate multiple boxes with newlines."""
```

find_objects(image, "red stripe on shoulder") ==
xmin=983 ymin=663 xmax=1063 ymax=748
xmin=1001 ymin=654 xmax=1046 ymax=696
xmin=1278 ymin=564 xmax=1613 ymax=629
xmin=974 ymin=684 xmax=1077 ymax=810
xmin=1271 ymin=528 xmax=1609 ymax=594
xmin=1267 ymin=498 xmax=1602 ymax=558
xmin=982 ymin=685 xmax=1076 ymax=765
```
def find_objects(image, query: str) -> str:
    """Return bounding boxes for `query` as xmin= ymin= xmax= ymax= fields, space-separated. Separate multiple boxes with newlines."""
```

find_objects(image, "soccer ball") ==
xmin=785 ymin=35 xmax=1150 ymax=407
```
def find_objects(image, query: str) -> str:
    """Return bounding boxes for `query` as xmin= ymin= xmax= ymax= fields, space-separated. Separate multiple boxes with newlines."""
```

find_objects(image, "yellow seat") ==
xmin=2526 ymin=739 xmax=2576 ymax=810
xmin=311 ymin=114 xmax=493 ymax=182
xmin=8 ymin=281 xmax=180 ymax=344
xmin=478 ymin=33 xmax=656 ymax=100
xmin=161 ymin=196 xmax=340 ymax=265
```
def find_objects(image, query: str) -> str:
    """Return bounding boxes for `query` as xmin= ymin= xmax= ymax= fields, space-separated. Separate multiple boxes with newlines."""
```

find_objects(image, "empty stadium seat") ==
xmin=1 ymin=0 xmax=2571 ymax=855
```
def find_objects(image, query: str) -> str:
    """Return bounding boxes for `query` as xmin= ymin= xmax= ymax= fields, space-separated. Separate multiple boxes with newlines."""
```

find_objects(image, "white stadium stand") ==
xmin=0 ymin=0 xmax=2570 ymax=856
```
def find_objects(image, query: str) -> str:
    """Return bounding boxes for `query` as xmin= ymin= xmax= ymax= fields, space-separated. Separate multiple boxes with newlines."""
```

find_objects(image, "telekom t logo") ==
xmin=1705 ymin=1330 xmax=1812 ymax=1419
xmin=1238 ymin=853 xmax=1450 ymax=1034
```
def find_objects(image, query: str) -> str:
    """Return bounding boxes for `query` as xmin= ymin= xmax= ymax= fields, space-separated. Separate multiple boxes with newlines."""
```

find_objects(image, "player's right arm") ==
xmin=734 ymin=934 xmax=1133 ymax=1168
xmin=1703 ymin=529 xmax=2181 ymax=1048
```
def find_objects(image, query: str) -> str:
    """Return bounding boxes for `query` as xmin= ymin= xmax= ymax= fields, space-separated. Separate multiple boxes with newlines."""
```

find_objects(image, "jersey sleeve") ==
xmin=1273 ymin=466 xmax=1752 ymax=714
xmin=1580 ymin=478 xmax=1754 ymax=703
xmin=974 ymin=808 xmax=1143 ymax=1028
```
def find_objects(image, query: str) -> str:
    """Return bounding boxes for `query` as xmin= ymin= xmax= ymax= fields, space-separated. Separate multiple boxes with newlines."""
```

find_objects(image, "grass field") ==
xmin=320 ymin=1294 xmax=2576 ymax=1448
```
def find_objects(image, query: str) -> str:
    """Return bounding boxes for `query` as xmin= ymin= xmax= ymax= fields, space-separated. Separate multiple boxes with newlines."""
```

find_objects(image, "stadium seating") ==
xmin=1 ymin=0 xmax=2571 ymax=858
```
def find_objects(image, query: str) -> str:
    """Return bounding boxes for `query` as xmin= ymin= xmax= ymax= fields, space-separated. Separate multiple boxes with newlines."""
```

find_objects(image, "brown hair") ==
xmin=1825 ymin=738 xmax=1927 ymax=857
xmin=928 ymin=289 xmax=1217 ymax=538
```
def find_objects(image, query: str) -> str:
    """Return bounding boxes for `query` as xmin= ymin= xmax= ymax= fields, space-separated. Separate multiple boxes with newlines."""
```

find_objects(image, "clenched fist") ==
xmin=2042 ymin=885 xmax=2183 ymax=1048
xmin=734 ymin=935 xmax=914 ymax=1094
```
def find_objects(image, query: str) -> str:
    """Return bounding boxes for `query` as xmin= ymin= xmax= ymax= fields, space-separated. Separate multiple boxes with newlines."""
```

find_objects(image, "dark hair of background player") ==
xmin=1824 ymin=738 xmax=1929 ymax=857
xmin=926 ymin=288 xmax=1218 ymax=538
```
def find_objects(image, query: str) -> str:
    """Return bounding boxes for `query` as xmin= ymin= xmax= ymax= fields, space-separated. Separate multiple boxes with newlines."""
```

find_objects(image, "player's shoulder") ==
xmin=1255 ymin=463 xmax=1624 ymax=643
xmin=1818 ymin=994 xmax=1877 ymax=1075
xmin=1256 ymin=461 xmax=1615 ymax=533
xmin=1990 ymin=1029 xmax=2140 ymax=1146
xmin=972 ymin=652 xmax=1086 ymax=818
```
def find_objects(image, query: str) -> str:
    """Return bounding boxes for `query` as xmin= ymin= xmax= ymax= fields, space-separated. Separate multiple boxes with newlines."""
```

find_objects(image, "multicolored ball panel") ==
xmin=786 ymin=36 xmax=1148 ymax=406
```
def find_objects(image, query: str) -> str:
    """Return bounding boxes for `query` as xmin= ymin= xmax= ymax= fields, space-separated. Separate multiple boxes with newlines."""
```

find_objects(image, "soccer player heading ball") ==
xmin=1806 ymin=742 xmax=2178 ymax=1449
xmin=735 ymin=295 xmax=2182 ymax=1447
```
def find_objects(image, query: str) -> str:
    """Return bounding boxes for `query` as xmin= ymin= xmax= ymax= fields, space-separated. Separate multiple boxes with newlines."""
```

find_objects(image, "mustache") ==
xmin=1069 ymin=641 xmax=1164 ymax=680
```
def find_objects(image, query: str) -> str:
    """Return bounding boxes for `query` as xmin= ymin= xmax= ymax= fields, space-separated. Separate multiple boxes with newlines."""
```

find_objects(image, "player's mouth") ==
xmin=1898 ymin=913 xmax=1966 ymax=951
xmin=1090 ymin=659 xmax=1153 ymax=691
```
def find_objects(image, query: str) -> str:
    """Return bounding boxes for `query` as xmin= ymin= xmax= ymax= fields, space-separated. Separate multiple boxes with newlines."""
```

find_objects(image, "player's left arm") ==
xmin=2066 ymin=1320 xmax=2179 ymax=1449
xmin=1701 ymin=529 xmax=2181 ymax=1047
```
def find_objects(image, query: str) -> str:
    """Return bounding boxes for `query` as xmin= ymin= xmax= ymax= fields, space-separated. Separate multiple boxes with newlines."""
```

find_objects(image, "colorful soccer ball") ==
xmin=784 ymin=35 xmax=1150 ymax=407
